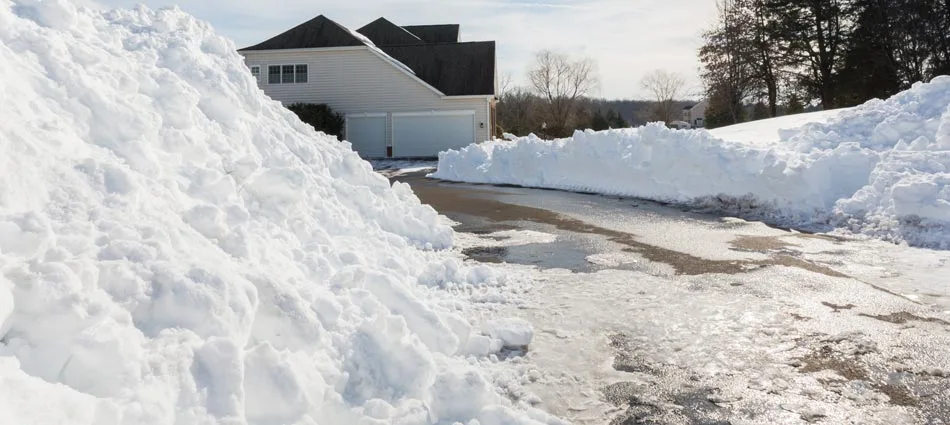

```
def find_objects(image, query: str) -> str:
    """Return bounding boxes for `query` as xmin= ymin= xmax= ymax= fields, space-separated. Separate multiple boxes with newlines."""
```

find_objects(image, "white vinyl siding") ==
xmin=243 ymin=47 xmax=491 ymax=147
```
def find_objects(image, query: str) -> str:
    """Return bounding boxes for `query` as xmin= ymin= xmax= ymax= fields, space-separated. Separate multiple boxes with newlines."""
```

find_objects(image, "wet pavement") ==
xmin=395 ymin=171 xmax=850 ymax=277
xmin=391 ymin=170 xmax=950 ymax=425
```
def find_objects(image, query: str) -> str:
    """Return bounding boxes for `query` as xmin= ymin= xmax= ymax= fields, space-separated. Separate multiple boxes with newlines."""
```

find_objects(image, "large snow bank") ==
xmin=434 ymin=77 xmax=950 ymax=248
xmin=0 ymin=1 xmax=557 ymax=424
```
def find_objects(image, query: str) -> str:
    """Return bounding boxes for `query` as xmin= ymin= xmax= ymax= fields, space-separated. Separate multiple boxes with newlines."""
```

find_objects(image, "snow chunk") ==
xmin=486 ymin=318 xmax=534 ymax=349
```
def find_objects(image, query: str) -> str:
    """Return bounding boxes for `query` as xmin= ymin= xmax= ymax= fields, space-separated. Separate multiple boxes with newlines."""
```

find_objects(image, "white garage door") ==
xmin=345 ymin=114 xmax=387 ymax=158
xmin=392 ymin=111 xmax=475 ymax=158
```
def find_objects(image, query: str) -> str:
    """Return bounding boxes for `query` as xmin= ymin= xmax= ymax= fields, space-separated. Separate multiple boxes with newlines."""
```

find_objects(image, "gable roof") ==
xmin=239 ymin=15 xmax=364 ymax=51
xmin=380 ymin=42 xmax=495 ymax=96
xmin=401 ymin=25 xmax=460 ymax=43
xmin=357 ymin=18 xmax=423 ymax=46
xmin=240 ymin=16 xmax=494 ymax=96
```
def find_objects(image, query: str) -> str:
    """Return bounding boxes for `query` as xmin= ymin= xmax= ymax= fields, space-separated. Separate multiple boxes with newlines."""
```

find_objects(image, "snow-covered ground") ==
xmin=708 ymin=108 xmax=847 ymax=146
xmin=433 ymin=79 xmax=950 ymax=249
xmin=0 ymin=2 xmax=558 ymax=424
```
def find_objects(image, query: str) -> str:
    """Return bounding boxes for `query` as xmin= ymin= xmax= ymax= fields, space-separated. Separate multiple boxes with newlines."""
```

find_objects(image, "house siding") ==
xmin=241 ymin=47 xmax=492 ymax=149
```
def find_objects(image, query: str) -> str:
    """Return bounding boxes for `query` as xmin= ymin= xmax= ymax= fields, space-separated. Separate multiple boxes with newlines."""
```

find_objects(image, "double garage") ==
xmin=345 ymin=110 xmax=476 ymax=158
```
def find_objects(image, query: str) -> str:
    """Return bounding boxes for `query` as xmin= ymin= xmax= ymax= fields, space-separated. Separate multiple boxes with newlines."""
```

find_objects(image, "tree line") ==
xmin=701 ymin=0 xmax=950 ymax=127
xmin=496 ymin=50 xmax=628 ymax=138
xmin=497 ymin=51 xmax=701 ymax=138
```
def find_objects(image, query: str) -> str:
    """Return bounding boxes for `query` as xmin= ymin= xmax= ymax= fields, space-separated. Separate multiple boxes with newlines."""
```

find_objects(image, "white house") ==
xmin=239 ymin=16 xmax=497 ymax=158
xmin=682 ymin=100 xmax=708 ymax=129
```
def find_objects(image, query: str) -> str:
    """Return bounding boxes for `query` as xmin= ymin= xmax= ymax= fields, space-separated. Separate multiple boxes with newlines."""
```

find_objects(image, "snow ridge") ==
xmin=434 ymin=77 xmax=950 ymax=249
xmin=0 ymin=1 xmax=555 ymax=424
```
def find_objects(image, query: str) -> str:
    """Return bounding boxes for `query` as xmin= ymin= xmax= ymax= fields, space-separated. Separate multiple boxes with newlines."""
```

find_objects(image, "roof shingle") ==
xmin=357 ymin=18 xmax=423 ymax=46
xmin=239 ymin=15 xmax=363 ymax=51
xmin=401 ymin=25 xmax=460 ymax=43
xmin=381 ymin=42 xmax=495 ymax=96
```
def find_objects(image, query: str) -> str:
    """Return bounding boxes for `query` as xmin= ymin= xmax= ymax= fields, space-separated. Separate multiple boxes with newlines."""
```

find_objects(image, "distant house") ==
xmin=682 ymin=100 xmax=708 ymax=129
xmin=239 ymin=16 xmax=496 ymax=158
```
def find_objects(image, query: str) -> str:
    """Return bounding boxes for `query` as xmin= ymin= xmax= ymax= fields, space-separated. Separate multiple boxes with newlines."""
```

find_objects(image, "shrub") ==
xmin=287 ymin=103 xmax=344 ymax=138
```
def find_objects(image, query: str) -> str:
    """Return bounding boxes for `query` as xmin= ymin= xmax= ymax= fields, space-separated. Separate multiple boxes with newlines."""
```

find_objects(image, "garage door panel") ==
xmin=346 ymin=116 xmax=387 ymax=158
xmin=392 ymin=113 xmax=475 ymax=158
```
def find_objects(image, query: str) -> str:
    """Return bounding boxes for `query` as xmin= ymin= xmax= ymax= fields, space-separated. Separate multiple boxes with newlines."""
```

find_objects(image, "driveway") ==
xmin=393 ymin=170 xmax=950 ymax=425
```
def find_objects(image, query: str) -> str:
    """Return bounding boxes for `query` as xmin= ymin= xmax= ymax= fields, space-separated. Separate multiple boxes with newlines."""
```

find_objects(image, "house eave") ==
xmin=238 ymin=46 xmax=369 ymax=54
xmin=442 ymin=94 xmax=495 ymax=100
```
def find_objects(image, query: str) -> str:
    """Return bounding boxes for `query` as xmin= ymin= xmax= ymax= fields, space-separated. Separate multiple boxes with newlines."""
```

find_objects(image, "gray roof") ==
xmin=239 ymin=15 xmax=363 ymax=51
xmin=357 ymin=18 xmax=423 ymax=46
xmin=240 ymin=16 xmax=493 ymax=96
xmin=402 ymin=25 xmax=460 ymax=43
xmin=381 ymin=42 xmax=495 ymax=96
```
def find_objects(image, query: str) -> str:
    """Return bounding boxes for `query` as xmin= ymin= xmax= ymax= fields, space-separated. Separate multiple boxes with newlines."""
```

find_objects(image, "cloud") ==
xmin=92 ymin=0 xmax=717 ymax=99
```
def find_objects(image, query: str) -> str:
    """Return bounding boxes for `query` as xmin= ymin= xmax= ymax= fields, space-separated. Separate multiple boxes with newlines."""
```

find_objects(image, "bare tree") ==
xmin=528 ymin=50 xmax=598 ymax=137
xmin=640 ymin=69 xmax=687 ymax=124
xmin=498 ymin=72 xmax=514 ymax=98
xmin=497 ymin=85 xmax=540 ymax=137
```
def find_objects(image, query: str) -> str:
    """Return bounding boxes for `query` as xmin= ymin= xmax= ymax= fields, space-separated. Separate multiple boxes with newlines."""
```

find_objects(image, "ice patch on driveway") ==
xmin=370 ymin=159 xmax=437 ymax=177
xmin=456 ymin=230 xmax=558 ymax=249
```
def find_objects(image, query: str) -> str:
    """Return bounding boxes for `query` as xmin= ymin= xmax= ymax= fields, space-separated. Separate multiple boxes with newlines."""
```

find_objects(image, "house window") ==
xmin=282 ymin=65 xmax=295 ymax=84
xmin=250 ymin=65 xmax=260 ymax=82
xmin=267 ymin=64 xmax=308 ymax=84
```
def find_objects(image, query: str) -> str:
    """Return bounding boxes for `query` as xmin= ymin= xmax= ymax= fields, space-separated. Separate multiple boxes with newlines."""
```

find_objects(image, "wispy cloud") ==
xmin=91 ymin=0 xmax=717 ymax=99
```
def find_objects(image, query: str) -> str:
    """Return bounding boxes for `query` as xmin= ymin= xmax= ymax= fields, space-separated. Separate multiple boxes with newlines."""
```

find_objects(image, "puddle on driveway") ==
xmin=396 ymin=172 xmax=850 ymax=277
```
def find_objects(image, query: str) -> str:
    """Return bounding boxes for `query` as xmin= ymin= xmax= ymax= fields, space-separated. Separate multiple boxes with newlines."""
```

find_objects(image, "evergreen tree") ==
xmin=751 ymin=101 xmax=770 ymax=120
xmin=590 ymin=110 xmax=610 ymax=131
xmin=837 ymin=0 xmax=902 ymax=106
xmin=930 ymin=0 xmax=950 ymax=75
xmin=608 ymin=109 xmax=630 ymax=128
xmin=786 ymin=93 xmax=804 ymax=114
xmin=768 ymin=0 xmax=850 ymax=108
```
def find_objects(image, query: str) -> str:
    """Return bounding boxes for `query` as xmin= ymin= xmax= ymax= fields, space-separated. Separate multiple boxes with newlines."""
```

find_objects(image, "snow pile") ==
xmin=0 ymin=2 xmax=555 ymax=424
xmin=434 ymin=77 xmax=950 ymax=248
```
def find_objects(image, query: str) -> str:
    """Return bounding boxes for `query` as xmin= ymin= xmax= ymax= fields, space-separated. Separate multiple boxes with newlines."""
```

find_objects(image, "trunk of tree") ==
xmin=767 ymin=82 xmax=778 ymax=116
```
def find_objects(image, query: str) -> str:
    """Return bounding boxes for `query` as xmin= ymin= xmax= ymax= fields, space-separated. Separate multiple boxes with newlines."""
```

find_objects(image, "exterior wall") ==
xmin=689 ymin=100 xmax=709 ymax=128
xmin=241 ymin=47 xmax=492 ymax=147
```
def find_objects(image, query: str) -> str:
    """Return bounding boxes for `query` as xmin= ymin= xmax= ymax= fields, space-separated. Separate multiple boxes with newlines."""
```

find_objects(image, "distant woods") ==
xmin=497 ymin=51 xmax=675 ymax=138
xmin=700 ymin=0 xmax=950 ymax=127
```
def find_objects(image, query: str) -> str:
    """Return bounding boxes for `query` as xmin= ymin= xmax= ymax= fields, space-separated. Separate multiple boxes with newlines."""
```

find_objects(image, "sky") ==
xmin=91 ymin=0 xmax=719 ymax=100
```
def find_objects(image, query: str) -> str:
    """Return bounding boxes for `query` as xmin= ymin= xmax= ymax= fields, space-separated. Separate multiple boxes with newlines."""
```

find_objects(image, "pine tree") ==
xmin=751 ymin=102 xmax=770 ymax=120
xmin=786 ymin=93 xmax=804 ymax=115
xmin=768 ymin=0 xmax=850 ymax=108
xmin=590 ymin=110 xmax=610 ymax=131
xmin=608 ymin=109 xmax=630 ymax=128
xmin=837 ymin=0 xmax=902 ymax=106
